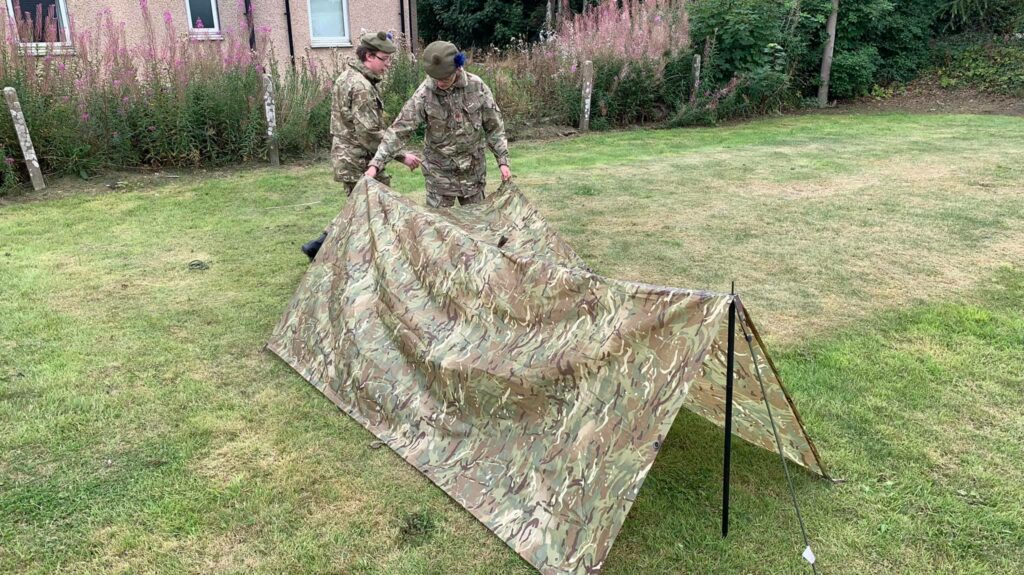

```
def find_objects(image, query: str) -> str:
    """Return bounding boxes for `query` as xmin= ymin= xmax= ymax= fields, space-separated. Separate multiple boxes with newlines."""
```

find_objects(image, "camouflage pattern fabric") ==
xmin=370 ymin=69 xmax=508 ymax=199
xmin=267 ymin=179 xmax=827 ymax=575
xmin=330 ymin=58 xmax=393 ymax=186
xmin=426 ymin=188 xmax=484 ymax=208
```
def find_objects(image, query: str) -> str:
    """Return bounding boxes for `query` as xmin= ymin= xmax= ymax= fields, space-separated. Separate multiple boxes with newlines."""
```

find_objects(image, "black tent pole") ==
xmin=722 ymin=284 xmax=736 ymax=538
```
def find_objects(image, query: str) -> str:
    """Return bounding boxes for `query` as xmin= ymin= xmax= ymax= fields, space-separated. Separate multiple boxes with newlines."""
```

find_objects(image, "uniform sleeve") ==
xmin=480 ymin=82 xmax=509 ymax=166
xmin=370 ymin=84 xmax=427 ymax=169
xmin=329 ymin=78 xmax=346 ymax=139
xmin=349 ymin=84 xmax=386 ymax=154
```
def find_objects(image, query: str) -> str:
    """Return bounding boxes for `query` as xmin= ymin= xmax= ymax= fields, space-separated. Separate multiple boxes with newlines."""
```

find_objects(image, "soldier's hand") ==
xmin=402 ymin=154 xmax=422 ymax=171
xmin=499 ymin=164 xmax=512 ymax=181
xmin=365 ymin=166 xmax=379 ymax=179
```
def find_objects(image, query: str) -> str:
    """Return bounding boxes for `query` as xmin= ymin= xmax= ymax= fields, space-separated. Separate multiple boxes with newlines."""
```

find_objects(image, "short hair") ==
xmin=356 ymin=46 xmax=378 ymax=63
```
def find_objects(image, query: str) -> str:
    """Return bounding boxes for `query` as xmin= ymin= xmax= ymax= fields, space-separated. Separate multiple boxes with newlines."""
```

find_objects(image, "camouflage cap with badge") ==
xmin=360 ymin=31 xmax=396 ymax=54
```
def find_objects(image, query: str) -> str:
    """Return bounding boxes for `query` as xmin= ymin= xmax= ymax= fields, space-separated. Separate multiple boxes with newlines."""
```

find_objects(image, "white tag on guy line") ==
xmin=802 ymin=546 xmax=817 ymax=565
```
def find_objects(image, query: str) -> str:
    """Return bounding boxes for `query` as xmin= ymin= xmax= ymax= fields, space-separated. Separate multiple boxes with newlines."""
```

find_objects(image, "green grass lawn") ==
xmin=1 ymin=112 xmax=1023 ymax=574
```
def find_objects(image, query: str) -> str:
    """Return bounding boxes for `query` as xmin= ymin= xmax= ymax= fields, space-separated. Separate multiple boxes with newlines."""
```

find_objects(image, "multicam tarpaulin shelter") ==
xmin=268 ymin=178 xmax=828 ymax=574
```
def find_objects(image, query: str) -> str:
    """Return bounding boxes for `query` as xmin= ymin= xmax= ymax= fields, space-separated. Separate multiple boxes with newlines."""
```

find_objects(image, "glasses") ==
xmin=370 ymin=53 xmax=393 ymax=64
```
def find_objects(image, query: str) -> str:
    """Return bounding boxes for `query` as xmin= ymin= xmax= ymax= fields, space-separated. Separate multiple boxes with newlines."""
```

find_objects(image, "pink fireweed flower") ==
xmin=4 ymin=157 xmax=15 ymax=166
xmin=80 ymin=112 xmax=90 ymax=122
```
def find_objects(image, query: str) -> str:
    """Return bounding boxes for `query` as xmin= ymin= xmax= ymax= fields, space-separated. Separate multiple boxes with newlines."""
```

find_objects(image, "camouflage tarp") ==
xmin=268 ymin=178 xmax=827 ymax=575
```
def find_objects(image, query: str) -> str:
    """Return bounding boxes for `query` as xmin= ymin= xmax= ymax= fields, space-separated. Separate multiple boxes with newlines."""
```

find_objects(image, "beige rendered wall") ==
xmin=4 ymin=0 xmax=410 ymax=69
xmin=277 ymin=0 xmax=410 ymax=70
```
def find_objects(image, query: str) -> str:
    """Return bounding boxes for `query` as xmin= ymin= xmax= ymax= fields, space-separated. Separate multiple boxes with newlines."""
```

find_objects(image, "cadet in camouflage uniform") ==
xmin=301 ymin=31 xmax=421 ymax=260
xmin=365 ymin=41 xmax=511 ymax=208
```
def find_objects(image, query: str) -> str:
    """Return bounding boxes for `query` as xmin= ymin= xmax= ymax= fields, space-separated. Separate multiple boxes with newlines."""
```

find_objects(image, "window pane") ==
xmin=187 ymin=0 xmax=216 ymax=30
xmin=13 ymin=0 xmax=65 ymax=42
xmin=310 ymin=0 xmax=345 ymax=39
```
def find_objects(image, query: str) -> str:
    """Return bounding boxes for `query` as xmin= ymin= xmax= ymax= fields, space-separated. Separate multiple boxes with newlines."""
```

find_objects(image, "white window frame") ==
xmin=307 ymin=0 xmax=351 ymax=48
xmin=185 ymin=0 xmax=222 ymax=39
xmin=4 ymin=0 xmax=74 ymax=55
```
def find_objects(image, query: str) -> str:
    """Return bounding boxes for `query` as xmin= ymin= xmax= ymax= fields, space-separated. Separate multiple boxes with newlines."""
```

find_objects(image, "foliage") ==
xmin=939 ymin=0 xmax=1024 ymax=33
xmin=934 ymin=35 xmax=1024 ymax=96
xmin=554 ymin=0 xmax=691 ymax=64
xmin=417 ymin=0 xmax=548 ymax=48
xmin=379 ymin=45 xmax=424 ymax=121
xmin=689 ymin=0 xmax=792 ymax=85
xmin=0 ymin=3 xmax=333 ymax=194
xmin=828 ymin=45 xmax=881 ymax=99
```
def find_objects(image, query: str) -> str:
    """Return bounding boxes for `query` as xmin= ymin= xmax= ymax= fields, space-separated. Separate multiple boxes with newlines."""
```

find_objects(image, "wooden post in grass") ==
xmin=262 ymin=73 xmax=280 ymax=167
xmin=690 ymin=54 xmax=702 ymax=105
xmin=3 ymin=87 xmax=46 ymax=191
xmin=579 ymin=60 xmax=594 ymax=132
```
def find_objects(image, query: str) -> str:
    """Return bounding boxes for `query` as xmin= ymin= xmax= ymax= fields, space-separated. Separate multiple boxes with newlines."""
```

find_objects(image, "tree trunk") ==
xmin=817 ymin=0 xmax=839 ymax=108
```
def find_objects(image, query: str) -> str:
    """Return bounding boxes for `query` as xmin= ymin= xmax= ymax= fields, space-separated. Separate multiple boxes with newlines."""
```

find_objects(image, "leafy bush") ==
xmin=934 ymin=35 xmax=1024 ymax=96
xmin=380 ymin=45 xmax=424 ymax=120
xmin=417 ymin=0 xmax=548 ymax=48
xmin=829 ymin=46 xmax=881 ymax=99
xmin=939 ymin=0 xmax=1024 ymax=34
xmin=660 ymin=49 xmax=696 ymax=110
xmin=671 ymin=66 xmax=790 ymax=127
xmin=689 ymin=0 xmax=791 ymax=84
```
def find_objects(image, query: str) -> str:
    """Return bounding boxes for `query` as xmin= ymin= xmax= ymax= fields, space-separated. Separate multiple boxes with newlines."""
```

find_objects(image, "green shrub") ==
xmin=690 ymin=0 xmax=790 ymax=85
xmin=671 ymin=67 xmax=790 ymax=127
xmin=661 ymin=50 xmax=696 ymax=111
xmin=829 ymin=46 xmax=881 ymax=99
xmin=380 ymin=48 xmax=424 ymax=121
xmin=934 ymin=35 xmax=1024 ymax=96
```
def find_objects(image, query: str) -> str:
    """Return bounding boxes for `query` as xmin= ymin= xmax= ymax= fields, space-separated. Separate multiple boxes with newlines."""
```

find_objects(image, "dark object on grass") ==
xmin=301 ymin=231 xmax=328 ymax=261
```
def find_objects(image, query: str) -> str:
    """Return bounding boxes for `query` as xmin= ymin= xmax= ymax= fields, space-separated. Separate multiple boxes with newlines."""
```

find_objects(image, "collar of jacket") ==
xmin=348 ymin=57 xmax=381 ymax=84
xmin=430 ymin=68 xmax=467 ymax=94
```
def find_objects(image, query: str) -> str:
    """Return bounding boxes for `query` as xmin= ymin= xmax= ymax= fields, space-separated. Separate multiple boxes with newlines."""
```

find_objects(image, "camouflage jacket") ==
xmin=370 ymin=69 xmax=509 ymax=196
xmin=330 ymin=58 xmax=398 ymax=183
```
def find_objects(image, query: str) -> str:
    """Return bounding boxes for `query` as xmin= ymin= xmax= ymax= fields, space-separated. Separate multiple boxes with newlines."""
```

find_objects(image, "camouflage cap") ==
xmin=422 ymin=40 xmax=460 ymax=79
xmin=360 ymin=31 xmax=396 ymax=54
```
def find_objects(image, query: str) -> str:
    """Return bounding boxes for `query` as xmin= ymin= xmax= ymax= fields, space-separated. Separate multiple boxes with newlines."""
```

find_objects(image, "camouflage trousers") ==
xmin=426 ymin=189 xmax=485 ymax=208
xmin=344 ymin=172 xmax=390 ymax=196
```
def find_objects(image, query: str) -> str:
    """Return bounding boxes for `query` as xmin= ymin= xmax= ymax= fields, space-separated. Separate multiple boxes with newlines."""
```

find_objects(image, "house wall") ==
xmin=3 ymin=0 xmax=414 ymax=69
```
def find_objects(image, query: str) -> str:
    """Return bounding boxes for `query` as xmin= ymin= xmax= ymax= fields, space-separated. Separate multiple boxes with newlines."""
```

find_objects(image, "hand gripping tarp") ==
xmin=268 ymin=178 xmax=827 ymax=575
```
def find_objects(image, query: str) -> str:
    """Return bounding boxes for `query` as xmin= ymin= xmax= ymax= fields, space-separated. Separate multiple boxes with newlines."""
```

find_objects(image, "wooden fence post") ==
xmin=579 ymin=60 xmax=594 ymax=132
xmin=690 ymin=54 xmax=702 ymax=105
xmin=3 ymin=87 xmax=46 ymax=191
xmin=262 ymin=73 xmax=280 ymax=167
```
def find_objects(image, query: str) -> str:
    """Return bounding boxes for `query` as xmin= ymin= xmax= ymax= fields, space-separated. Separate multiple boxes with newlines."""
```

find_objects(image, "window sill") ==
xmin=189 ymin=32 xmax=224 ymax=41
xmin=18 ymin=43 xmax=75 ymax=56
xmin=310 ymin=41 xmax=353 ymax=49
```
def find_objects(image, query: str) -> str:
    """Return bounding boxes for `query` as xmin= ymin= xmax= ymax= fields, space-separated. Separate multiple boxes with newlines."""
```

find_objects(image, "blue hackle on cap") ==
xmin=454 ymin=52 xmax=466 ymax=68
